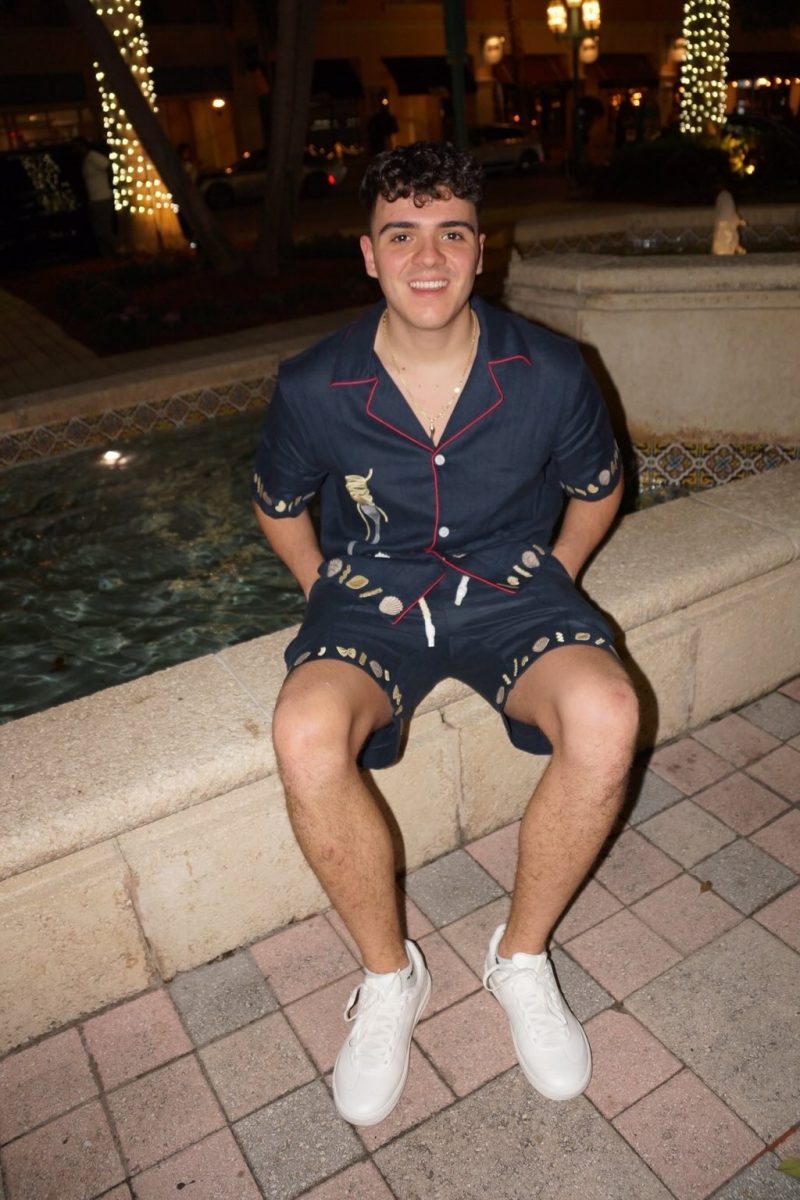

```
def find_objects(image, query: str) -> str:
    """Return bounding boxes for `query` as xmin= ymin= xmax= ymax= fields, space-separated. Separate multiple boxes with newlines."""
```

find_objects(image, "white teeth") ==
xmin=410 ymin=281 xmax=447 ymax=290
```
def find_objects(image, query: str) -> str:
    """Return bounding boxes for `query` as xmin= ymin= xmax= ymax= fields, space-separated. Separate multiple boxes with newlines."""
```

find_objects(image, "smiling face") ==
xmin=360 ymin=191 xmax=485 ymax=337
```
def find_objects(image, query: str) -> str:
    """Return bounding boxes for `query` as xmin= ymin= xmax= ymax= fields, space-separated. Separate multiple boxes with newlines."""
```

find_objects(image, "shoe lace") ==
xmin=343 ymin=975 xmax=410 ymax=1068
xmin=487 ymin=960 xmax=569 ymax=1044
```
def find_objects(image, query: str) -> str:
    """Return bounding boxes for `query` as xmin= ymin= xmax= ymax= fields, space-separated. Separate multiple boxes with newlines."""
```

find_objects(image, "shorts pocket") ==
xmin=544 ymin=550 xmax=575 ymax=582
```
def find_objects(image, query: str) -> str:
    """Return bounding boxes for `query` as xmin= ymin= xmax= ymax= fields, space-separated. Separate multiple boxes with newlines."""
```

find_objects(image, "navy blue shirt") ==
xmin=253 ymin=296 xmax=620 ymax=618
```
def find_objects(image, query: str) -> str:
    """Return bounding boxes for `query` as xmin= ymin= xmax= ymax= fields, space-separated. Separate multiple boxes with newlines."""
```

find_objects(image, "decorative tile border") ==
xmin=633 ymin=441 xmax=799 ymax=494
xmin=0 ymin=375 xmax=276 ymax=468
xmin=1 ymin=384 xmax=796 ymax=500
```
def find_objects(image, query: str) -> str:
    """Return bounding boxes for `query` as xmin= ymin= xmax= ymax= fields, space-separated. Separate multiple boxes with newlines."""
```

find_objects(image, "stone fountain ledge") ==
xmin=512 ymin=202 xmax=800 ymax=244
xmin=0 ymin=306 xmax=367 ymax=463
xmin=1 ymin=462 xmax=799 ymax=1054
xmin=507 ymin=205 xmax=800 ymax=445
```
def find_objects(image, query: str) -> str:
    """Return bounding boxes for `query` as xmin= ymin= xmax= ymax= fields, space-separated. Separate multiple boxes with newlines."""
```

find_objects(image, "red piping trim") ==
xmin=368 ymin=377 xmax=433 ymax=449
xmin=391 ymin=572 xmax=446 ymax=625
xmin=330 ymin=375 xmax=377 ymax=388
xmin=427 ymin=550 xmax=518 ymax=594
xmin=426 ymin=455 xmax=441 ymax=552
xmin=435 ymin=354 xmax=531 ymax=451
xmin=330 ymin=375 xmax=429 ymax=448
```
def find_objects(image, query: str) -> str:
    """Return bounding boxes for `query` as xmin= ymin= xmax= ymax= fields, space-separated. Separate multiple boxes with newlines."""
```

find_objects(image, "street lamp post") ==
xmin=546 ymin=0 xmax=601 ymax=174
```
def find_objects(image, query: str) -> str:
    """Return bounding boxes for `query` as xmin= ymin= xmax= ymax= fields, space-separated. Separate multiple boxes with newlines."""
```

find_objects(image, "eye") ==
xmin=443 ymin=230 xmax=465 ymax=241
xmin=390 ymin=232 xmax=411 ymax=243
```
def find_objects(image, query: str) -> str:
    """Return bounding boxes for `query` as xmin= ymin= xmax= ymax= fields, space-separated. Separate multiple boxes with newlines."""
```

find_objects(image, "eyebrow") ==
xmin=376 ymin=219 xmax=477 ymax=237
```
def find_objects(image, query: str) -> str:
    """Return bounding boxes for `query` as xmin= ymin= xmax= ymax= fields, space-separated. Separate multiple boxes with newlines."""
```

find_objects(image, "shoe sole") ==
xmin=333 ymin=969 xmax=432 ymax=1127
xmin=510 ymin=1024 xmax=592 ymax=1102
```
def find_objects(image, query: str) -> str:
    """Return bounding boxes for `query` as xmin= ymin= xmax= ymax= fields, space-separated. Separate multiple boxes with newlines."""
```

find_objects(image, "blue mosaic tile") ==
xmin=0 ymin=369 xmax=795 ymax=488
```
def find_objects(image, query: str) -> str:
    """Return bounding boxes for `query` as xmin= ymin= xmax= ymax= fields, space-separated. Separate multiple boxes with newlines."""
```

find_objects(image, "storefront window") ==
xmin=0 ymin=107 xmax=93 ymax=152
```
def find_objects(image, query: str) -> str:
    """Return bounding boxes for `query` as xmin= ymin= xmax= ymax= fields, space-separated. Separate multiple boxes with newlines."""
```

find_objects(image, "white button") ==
xmin=434 ymin=453 xmax=446 ymax=465
xmin=438 ymin=526 xmax=450 ymax=538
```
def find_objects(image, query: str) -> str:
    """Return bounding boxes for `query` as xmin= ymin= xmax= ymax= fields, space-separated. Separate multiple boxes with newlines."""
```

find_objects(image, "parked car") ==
xmin=198 ymin=150 xmax=347 ymax=209
xmin=0 ymin=143 xmax=93 ymax=267
xmin=467 ymin=124 xmax=545 ymax=174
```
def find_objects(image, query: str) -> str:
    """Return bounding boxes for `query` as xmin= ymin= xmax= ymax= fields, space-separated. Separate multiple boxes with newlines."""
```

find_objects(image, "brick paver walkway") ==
xmin=0 ymin=289 xmax=97 ymax=403
xmin=1 ymin=682 xmax=799 ymax=1199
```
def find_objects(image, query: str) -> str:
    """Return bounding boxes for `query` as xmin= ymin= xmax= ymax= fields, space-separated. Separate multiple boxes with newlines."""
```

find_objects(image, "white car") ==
xmin=198 ymin=150 xmax=347 ymax=209
xmin=468 ymin=124 xmax=545 ymax=174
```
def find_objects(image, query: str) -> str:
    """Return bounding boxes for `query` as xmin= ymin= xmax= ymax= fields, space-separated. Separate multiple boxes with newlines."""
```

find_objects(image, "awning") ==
xmin=152 ymin=66 xmax=232 ymax=97
xmin=726 ymin=52 xmax=800 ymax=81
xmin=382 ymin=56 xmax=476 ymax=96
xmin=586 ymin=54 xmax=659 ymax=88
xmin=0 ymin=73 xmax=86 ymax=106
xmin=312 ymin=59 xmax=364 ymax=101
xmin=493 ymin=55 xmax=570 ymax=87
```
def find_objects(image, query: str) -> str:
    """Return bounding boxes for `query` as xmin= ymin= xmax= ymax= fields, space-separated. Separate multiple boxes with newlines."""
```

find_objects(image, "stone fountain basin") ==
xmin=505 ymin=205 xmax=800 ymax=444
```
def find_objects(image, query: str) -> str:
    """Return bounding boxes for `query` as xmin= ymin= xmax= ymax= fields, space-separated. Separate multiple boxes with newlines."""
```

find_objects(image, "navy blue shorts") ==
xmin=284 ymin=553 xmax=618 ymax=769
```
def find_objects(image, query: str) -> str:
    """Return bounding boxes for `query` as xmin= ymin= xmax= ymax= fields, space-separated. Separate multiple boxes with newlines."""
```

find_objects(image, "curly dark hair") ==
xmin=359 ymin=141 xmax=484 ymax=220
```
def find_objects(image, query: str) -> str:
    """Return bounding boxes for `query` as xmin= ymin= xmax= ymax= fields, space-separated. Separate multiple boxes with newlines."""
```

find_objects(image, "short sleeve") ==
xmin=251 ymin=381 xmax=326 ymax=518
xmin=551 ymin=356 xmax=621 ymax=500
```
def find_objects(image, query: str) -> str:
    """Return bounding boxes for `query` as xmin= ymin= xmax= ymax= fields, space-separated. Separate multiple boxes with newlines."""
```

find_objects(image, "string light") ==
xmin=679 ymin=0 xmax=730 ymax=134
xmin=90 ymin=0 xmax=174 ymax=216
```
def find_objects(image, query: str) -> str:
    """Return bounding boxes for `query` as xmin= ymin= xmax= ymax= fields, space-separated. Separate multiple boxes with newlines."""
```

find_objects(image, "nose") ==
xmin=413 ymin=232 xmax=446 ymax=267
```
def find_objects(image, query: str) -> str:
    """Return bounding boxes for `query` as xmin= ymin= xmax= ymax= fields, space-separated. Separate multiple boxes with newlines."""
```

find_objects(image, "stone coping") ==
xmin=2 ymin=462 xmax=799 ymax=886
xmin=510 ymin=203 xmax=800 ymax=299
xmin=514 ymin=203 xmax=800 ymax=241
xmin=0 ymin=307 xmax=367 ymax=437
xmin=507 ymin=248 xmax=800 ymax=299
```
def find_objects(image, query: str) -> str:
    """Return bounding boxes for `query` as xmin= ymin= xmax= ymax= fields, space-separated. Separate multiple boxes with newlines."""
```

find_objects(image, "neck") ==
xmin=378 ymin=305 xmax=480 ymax=442
xmin=381 ymin=304 xmax=474 ymax=365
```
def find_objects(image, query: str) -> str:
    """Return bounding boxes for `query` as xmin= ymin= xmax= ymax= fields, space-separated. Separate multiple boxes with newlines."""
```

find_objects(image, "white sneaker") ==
xmin=483 ymin=923 xmax=591 ymax=1101
xmin=332 ymin=939 xmax=431 ymax=1126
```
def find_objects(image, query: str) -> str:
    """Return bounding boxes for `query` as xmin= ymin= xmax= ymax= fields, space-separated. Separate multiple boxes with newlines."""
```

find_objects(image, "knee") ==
xmin=558 ymin=674 xmax=639 ymax=770
xmin=272 ymin=694 xmax=349 ymax=778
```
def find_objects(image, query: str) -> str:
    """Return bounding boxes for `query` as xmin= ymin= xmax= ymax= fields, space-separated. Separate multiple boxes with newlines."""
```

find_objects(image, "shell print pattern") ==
xmin=345 ymin=469 xmax=388 ymax=545
xmin=562 ymin=444 xmax=621 ymax=499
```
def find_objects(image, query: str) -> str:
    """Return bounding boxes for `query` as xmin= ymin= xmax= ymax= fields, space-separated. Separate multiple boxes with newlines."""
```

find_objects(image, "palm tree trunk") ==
xmin=503 ymin=0 xmax=529 ymax=125
xmin=251 ymin=0 xmax=321 ymax=277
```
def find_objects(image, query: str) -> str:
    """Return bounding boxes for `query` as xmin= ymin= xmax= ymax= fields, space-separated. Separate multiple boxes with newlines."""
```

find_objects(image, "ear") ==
xmin=360 ymin=233 xmax=378 ymax=279
xmin=475 ymin=231 xmax=486 ymax=277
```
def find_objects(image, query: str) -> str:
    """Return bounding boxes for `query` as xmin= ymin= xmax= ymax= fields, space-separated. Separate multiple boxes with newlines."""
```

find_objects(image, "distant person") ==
xmin=615 ymin=97 xmax=636 ymax=147
xmin=366 ymin=103 xmax=398 ymax=157
xmin=176 ymin=142 xmax=199 ymax=184
xmin=75 ymin=137 xmax=116 ymax=257
xmin=176 ymin=142 xmax=199 ymax=246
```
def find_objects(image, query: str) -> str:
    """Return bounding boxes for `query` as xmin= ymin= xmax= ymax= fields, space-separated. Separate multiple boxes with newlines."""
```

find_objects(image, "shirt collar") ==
xmin=329 ymin=294 xmax=525 ymax=385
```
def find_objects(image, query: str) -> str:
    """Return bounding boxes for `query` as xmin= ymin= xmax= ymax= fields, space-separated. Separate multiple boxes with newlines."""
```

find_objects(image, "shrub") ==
xmin=599 ymin=133 xmax=730 ymax=204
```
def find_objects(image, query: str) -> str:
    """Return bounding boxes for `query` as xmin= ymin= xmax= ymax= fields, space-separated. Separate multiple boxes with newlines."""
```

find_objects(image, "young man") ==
xmin=253 ymin=142 xmax=638 ymax=1126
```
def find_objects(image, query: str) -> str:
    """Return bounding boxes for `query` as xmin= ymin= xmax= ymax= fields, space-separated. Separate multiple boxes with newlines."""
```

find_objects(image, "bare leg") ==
xmin=272 ymin=660 xmax=407 ymax=973
xmin=500 ymin=646 xmax=639 ymax=956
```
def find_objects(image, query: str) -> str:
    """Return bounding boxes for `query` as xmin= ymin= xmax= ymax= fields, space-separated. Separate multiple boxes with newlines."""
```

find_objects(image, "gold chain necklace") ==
xmin=381 ymin=308 xmax=478 ymax=439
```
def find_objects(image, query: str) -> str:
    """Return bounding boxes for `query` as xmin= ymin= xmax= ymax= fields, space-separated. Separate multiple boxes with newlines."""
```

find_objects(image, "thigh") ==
xmin=279 ymin=657 xmax=392 ymax=728
xmin=282 ymin=580 xmax=448 ymax=769
xmin=505 ymin=644 xmax=635 ymax=747
xmin=274 ymin=659 xmax=393 ymax=764
xmin=447 ymin=553 xmax=617 ymax=722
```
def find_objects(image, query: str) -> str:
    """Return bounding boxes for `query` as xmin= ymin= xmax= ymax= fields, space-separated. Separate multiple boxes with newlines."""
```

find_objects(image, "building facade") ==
xmin=0 ymin=0 xmax=797 ymax=166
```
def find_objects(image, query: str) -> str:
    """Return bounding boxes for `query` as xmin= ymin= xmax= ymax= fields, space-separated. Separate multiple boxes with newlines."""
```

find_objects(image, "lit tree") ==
xmin=679 ymin=0 xmax=731 ymax=134
xmin=64 ymin=0 xmax=240 ymax=271
xmin=67 ymin=0 xmax=322 ymax=277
